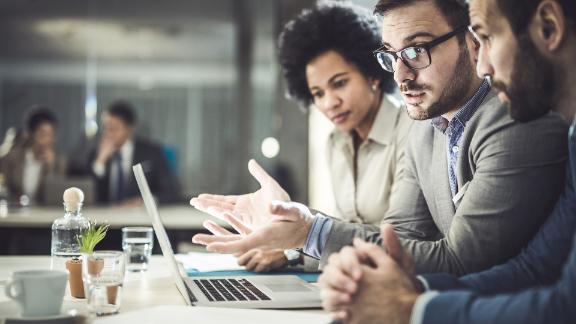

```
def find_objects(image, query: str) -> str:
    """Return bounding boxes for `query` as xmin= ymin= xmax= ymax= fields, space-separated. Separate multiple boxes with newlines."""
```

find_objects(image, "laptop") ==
xmin=132 ymin=163 xmax=322 ymax=309
xmin=43 ymin=175 xmax=95 ymax=206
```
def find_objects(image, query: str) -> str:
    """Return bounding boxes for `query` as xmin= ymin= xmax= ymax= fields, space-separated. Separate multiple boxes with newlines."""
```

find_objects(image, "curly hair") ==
xmin=278 ymin=1 xmax=396 ymax=109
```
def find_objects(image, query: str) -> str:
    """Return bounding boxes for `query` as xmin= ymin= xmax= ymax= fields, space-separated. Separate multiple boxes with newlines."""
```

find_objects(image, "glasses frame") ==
xmin=373 ymin=25 xmax=468 ymax=73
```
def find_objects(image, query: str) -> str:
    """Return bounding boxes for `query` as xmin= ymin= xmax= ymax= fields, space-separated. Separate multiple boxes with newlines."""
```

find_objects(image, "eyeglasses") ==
xmin=373 ymin=26 xmax=468 ymax=73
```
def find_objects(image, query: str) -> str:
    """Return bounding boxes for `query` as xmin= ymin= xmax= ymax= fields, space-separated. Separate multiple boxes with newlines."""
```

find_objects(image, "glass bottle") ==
xmin=50 ymin=188 xmax=89 ymax=270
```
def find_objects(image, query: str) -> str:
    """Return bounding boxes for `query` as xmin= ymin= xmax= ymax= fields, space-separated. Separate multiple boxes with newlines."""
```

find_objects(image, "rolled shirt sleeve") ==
xmin=303 ymin=214 xmax=334 ymax=259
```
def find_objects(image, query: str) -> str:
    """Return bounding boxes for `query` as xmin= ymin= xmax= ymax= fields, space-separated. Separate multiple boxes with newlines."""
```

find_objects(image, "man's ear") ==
xmin=530 ymin=0 xmax=567 ymax=53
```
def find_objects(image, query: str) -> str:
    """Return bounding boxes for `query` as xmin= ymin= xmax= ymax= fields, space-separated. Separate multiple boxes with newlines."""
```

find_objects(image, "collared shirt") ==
xmin=109 ymin=140 xmax=134 ymax=200
xmin=327 ymin=96 xmax=413 ymax=224
xmin=22 ymin=149 xmax=42 ymax=199
xmin=92 ymin=139 xmax=134 ymax=199
xmin=304 ymin=80 xmax=492 ymax=259
xmin=430 ymin=79 xmax=490 ymax=196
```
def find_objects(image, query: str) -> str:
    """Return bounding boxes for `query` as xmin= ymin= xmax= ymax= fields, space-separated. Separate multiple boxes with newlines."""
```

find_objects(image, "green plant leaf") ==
xmin=77 ymin=220 xmax=109 ymax=253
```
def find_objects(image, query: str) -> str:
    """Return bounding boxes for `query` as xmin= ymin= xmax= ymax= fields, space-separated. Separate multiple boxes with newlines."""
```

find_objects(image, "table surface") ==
xmin=0 ymin=205 xmax=224 ymax=230
xmin=0 ymin=256 xmax=328 ymax=323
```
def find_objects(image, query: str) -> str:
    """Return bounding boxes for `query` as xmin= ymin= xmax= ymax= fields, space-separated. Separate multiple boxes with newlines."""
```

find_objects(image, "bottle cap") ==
xmin=63 ymin=187 xmax=84 ymax=212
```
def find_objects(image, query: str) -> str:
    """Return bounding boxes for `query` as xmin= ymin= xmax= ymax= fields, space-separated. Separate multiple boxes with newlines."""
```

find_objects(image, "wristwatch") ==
xmin=283 ymin=249 xmax=302 ymax=266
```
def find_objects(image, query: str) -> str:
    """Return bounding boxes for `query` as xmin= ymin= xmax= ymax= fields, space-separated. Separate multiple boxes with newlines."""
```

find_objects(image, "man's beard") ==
xmin=491 ymin=33 xmax=556 ymax=122
xmin=403 ymin=44 xmax=476 ymax=120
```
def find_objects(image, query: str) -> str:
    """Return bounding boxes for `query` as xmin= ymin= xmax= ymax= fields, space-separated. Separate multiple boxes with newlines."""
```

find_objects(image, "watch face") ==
xmin=284 ymin=249 xmax=300 ymax=261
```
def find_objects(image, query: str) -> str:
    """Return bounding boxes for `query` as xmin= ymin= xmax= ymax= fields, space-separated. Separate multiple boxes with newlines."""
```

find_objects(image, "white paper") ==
xmin=175 ymin=252 xmax=245 ymax=272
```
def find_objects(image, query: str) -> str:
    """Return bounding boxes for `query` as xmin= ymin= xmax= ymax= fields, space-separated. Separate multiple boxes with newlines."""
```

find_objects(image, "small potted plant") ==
xmin=66 ymin=220 xmax=109 ymax=298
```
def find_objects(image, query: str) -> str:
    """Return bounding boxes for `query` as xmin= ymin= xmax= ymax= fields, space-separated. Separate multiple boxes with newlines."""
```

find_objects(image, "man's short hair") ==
xmin=25 ymin=106 xmax=58 ymax=133
xmin=494 ymin=0 xmax=575 ymax=35
xmin=374 ymin=0 xmax=470 ymax=32
xmin=106 ymin=100 xmax=137 ymax=126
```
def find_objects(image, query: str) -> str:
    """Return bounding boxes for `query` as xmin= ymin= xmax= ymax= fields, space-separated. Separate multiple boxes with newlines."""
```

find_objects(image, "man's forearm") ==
xmin=456 ymin=184 xmax=576 ymax=294
xmin=420 ymin=286 xmax=576 ymax=324
xmin=319 ymin=220 xmax=381 ymax=267
xmin=418 ymin=234 xmax=576 ymax=324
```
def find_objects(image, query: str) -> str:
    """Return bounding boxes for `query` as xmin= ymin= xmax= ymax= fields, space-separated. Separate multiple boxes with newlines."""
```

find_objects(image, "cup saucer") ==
xmin=5 ymin=309 xmax=88 ymax=322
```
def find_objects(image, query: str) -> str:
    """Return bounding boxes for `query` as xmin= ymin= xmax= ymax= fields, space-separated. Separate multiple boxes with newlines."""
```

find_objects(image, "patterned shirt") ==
xmin=430 ymin=80 xmax=491 ymax=197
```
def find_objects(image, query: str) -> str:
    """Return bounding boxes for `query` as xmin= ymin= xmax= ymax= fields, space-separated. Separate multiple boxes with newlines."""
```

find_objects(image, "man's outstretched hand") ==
xmin=190 ymin=159 xmax=290 ymax=229
xmin=192 ymin=200 xmax=315 ymax=255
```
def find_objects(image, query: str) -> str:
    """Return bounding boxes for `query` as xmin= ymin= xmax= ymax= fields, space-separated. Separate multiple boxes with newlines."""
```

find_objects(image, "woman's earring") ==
xmin=371 ymin=84 xmax=378 ymax=92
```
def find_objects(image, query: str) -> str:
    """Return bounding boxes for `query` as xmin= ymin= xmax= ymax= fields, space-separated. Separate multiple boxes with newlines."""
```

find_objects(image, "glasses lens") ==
xmin=401 ymin=46 xmax=430 ymax=69
xmin=376 ymin=52 xmax=395 ymax=72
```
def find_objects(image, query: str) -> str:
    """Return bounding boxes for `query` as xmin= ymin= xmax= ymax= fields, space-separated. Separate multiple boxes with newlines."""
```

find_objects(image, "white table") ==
xmin=0 ymin=256 xmax=328 ymax=323
xmin=0 ymin=256 xmax=184 ymax=315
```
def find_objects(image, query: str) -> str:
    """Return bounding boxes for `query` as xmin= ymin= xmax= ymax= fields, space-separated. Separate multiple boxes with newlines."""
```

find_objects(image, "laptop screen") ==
xmin=132 ymin=163 xmax=193 ymax=305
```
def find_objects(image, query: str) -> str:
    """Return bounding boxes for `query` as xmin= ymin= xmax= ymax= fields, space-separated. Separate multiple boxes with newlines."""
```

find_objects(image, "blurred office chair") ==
xmin=162 ymin=145 xmax=179 ymax=177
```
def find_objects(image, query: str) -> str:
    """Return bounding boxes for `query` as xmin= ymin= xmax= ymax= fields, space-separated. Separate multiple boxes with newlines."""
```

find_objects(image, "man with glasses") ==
xmin=318 ymin=0 xmax=576 ymax=322
xmin=373 ymin=25 xmax=468 ymax=76
xmin=191 ymin=0 xmax=566 ymax=276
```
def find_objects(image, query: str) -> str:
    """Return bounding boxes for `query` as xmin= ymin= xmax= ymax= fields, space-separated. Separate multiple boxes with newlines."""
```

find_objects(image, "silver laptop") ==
xmin=43 ymin=175 xmax=95 ymax=206
xmin=133 ymin=163 xmax=322 ymax=309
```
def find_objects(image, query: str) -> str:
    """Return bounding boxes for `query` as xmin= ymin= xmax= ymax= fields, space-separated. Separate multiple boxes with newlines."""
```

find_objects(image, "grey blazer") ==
xmin=321 ymin=90 xmax=568 ymax=276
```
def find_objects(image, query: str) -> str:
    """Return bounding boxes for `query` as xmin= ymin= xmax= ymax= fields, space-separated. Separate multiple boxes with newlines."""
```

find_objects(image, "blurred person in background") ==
xmin=0 ymin=106 xmax=66 ymax=205
xmin=86 ymin=99 xmax=180 ymax=206
xmin=223 ymin=1 xmax=414 ymax=273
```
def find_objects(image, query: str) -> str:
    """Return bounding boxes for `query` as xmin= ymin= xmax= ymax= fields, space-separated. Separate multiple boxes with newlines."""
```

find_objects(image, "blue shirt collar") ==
xmin=431 ymin=79 xmax=491 ymax=133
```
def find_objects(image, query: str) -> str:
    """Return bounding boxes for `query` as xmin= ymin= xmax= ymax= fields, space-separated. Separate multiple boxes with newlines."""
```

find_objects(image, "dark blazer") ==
xmin=321 ymin=90 xmax=568 ymax=275
xmin=419 ymin=125 xmax=576 ymax=324
xmin=88 ymin=137 xmax=181 ymax=204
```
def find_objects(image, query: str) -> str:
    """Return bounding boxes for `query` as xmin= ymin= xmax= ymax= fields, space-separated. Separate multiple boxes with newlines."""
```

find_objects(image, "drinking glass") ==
xmin=122 ymin=227 xmax=154 ymax=272
xmin=82 ymin=251 xmax=125 ymax=316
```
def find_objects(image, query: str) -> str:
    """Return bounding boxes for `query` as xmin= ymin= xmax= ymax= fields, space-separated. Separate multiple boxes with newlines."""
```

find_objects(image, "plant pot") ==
xmin=86 ymin=256 xmax=117 ymax=305
xmin=65 ymin=259 xmax=84 ymax=298
xmin=87 ymin=257 xmax=104 ymax=276
xmin=107 ymin=285 xmax=119 ymax=305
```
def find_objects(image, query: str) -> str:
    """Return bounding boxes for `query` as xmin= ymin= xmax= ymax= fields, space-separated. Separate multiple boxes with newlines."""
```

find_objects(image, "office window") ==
xmin=0 ymin=0 xmax=314 ymax=200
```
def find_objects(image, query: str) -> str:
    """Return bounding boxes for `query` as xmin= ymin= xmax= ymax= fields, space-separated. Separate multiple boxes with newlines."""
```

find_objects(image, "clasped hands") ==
xmin=318 ymin=225 xmax=422 ymax=324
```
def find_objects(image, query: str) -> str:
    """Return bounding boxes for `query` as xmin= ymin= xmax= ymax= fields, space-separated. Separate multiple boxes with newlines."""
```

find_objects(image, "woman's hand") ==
xmin=237 ymin=249 xmax=288 ymax=272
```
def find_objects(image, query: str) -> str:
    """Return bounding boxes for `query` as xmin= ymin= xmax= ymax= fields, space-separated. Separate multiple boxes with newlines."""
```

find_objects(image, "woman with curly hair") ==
xmin=235 ymin=1 xmax=414 ymax=272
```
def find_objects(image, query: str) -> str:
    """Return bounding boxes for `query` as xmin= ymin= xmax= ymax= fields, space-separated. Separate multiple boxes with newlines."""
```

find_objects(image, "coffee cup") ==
xmin=4 ymin=270 xmax=67 ymax=317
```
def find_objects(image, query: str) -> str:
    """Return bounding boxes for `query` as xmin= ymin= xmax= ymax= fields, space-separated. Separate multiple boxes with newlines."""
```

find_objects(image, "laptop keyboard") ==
xmin=193 ymin=278 xmax=271 ymax=302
